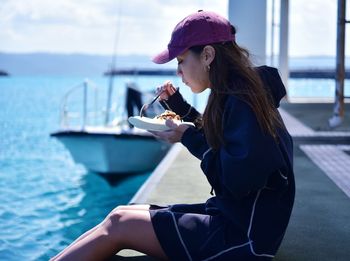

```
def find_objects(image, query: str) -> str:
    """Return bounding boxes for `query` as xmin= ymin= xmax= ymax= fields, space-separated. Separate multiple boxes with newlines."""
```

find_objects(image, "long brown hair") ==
xmin=190 ymin=32 xmax=283 ymax=150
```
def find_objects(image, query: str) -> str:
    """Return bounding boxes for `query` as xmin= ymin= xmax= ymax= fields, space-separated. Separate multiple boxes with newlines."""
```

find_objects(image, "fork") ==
xmin=139 ymin=92 xmax=162 ymax=117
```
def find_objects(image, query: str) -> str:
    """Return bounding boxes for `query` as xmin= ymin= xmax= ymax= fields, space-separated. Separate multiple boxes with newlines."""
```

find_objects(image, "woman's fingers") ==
xmin=158 ymin=81 xmax=176 ymax=101
xmin=165 ymin=81 xmax=176 ymax=95
xmin=149 ymin=130 xmax=173 ymax=143
xmin=149 ymin=120 xmax=189 ymax=143
xmin=164 ymin=119 xmax=178 ymax=129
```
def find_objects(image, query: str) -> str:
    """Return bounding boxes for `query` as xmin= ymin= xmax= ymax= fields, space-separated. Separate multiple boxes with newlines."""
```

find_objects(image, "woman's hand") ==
xmin=150 ymin=119 xmax=190 ymax=143
xmin=156 ymin=80 xmax=177 ymax=101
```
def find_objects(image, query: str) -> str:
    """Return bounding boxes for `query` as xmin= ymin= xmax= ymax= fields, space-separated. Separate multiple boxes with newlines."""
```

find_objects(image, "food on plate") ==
xmin=128 ymin=110 xmax=194 ymax=131
xmin=154 ymin=110 xmax=181 ymax=121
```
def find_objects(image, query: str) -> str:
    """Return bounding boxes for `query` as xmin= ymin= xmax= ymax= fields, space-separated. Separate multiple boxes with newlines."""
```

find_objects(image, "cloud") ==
xmin=0 ymin=0 xmax=115 ymax=25
xmin=1 ymin=0 xmax=348 ymax=56
xmin=0 ymin=0 xmax=227 ymax=55
xmin=0 ymin=0 xmax=119 ymax=53
xmin=289 ymin=0 xmax=338 ymax=56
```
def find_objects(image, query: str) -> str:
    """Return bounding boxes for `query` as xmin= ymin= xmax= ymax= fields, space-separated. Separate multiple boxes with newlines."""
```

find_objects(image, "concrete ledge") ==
xmin=129 ymin=143 xmax=183 ymax=204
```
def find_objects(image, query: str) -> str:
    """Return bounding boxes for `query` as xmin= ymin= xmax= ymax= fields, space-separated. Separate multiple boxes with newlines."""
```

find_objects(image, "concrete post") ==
xmin=329 ymin=0 xmax=346 ymax=128
xmin=279 ymin=0 xmax=289 ymax=89
xmin=228 ymin=0 xmax=267 ymax=65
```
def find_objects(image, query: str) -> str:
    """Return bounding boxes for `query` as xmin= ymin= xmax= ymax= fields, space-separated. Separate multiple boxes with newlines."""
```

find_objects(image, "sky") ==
xmin=0 ymin=0 xmax=349 ymax=57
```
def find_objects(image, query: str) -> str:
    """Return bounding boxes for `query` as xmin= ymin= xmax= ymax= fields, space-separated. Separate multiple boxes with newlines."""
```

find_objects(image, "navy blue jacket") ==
xmin=160 ymin=66 xmax=295 ymax=256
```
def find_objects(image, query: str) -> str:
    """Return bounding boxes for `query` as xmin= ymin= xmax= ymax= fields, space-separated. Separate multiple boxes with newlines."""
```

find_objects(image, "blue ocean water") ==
xmin=0 ymin=75 xmax=187 ymax=260
xmin=289 ymin=78 xmax=350 ymax=99
xmin=0 ymin=74 xmax=349 ymax=260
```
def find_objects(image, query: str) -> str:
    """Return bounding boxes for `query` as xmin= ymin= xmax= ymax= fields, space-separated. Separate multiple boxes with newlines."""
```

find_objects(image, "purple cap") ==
xmin=152 ymin=11 xmax=235 ymax=64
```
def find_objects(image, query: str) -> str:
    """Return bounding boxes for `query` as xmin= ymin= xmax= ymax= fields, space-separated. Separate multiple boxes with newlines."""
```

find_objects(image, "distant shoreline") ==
xmin=0 ymin=70 xmax=9 ymax=76
xmin=1 ymin=52 xmax=349 ymax=77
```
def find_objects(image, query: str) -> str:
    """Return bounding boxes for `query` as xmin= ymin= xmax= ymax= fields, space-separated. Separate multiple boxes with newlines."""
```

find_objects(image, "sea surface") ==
xmin=0 ymin=74 xmax=349 ymax=260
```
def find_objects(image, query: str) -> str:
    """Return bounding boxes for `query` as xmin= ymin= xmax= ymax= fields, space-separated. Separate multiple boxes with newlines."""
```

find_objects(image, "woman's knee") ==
xmin=100 ymin=208 xmax=128 ymax=244
xmin=103 ymin=208 xmax=145 ymax=241
xmin=102 ymin=208 xmax=153 ymax=245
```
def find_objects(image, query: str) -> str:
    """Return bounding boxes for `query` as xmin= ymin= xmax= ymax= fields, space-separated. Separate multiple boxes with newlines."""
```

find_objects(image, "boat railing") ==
xmin=59 ymin=79 xmax=166 ymax=130
xmin=59 ymin=79 xmax=118 ymax=130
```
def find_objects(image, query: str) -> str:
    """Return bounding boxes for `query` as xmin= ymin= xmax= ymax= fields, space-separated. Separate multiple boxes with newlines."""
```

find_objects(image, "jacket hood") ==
xmin=256 ymin=66 xmax=286 ymax=108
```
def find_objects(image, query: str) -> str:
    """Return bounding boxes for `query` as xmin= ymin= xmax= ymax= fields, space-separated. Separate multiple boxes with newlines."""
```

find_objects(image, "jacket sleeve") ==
xmin=158 ymin=89 xmax=209 ymax=159
xmin=159 ymin=88 xmax=201 ymax=123
xmin=181 ymin=127 xmax=210 ymax=160
xmin=200 ymin=97 xmax=286 ymax=199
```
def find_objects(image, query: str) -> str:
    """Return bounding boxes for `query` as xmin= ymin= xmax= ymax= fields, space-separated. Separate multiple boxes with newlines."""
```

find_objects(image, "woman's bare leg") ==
xmin=51 ymin=206 xmax=168 ymax=261
xmin=53 ymin=204 xmax=152 ymax=259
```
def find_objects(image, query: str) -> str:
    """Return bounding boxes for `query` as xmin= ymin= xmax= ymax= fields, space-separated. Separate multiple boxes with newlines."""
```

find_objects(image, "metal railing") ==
xmin=59 ymin=79 xmax=103 ymax=129
xmin=58 ymin=78 xmax=168 ymax=130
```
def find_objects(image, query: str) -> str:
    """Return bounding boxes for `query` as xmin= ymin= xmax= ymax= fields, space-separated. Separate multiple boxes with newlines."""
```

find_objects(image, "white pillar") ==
xmin=279 ymin=0 xmax=289 ymax=89
xmin=228 ymin=0 xmax=267 ymax=65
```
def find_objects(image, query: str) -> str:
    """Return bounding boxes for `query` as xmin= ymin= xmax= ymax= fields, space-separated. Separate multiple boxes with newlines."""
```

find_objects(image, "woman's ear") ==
xmin=201 ymin=45 xmax=215 ymax=66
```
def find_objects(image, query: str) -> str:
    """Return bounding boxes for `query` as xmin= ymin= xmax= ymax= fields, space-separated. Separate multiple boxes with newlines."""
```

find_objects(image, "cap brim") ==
xmin=152 ymin=46 xmax=187 ymax=64
xmin=152 ymin=49 xmax=172 ymax=64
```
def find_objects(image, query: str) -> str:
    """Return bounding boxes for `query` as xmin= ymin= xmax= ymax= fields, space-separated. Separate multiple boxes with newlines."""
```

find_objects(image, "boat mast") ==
xmin=105 ymin=3 xmax=122 ymax=126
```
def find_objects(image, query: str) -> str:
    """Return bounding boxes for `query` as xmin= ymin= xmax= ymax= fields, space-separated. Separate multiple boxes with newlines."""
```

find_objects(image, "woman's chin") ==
xmin=190 ymin=87 xmax=200 ymax=93
xmin=190 ymin=85 xmax=206 ymax=94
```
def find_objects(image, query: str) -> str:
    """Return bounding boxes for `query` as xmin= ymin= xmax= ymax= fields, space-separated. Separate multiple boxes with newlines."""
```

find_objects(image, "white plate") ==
xmin=128 ymin=116 xmax=194 ymax=131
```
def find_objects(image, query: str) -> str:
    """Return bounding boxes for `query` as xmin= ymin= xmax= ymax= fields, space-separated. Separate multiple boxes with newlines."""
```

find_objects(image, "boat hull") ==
xmin=51 ymin=130 xmax=170 ymax=174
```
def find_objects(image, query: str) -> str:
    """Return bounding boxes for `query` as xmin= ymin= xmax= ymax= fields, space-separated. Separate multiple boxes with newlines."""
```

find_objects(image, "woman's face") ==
xmin=176 ymin=50 xmax=210 ymax=93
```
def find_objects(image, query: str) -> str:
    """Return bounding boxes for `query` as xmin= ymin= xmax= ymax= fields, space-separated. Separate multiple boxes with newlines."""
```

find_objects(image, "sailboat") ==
xmin=50 ymin=79 xmax=171 ymax=175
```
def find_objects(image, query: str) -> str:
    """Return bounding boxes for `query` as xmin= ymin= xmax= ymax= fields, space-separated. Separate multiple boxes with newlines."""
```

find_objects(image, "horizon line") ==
xmin=1 ymin=51 xmax=349 ymax=59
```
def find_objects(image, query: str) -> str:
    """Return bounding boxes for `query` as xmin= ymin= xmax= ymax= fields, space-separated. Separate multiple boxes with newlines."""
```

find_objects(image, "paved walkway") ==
xmin=279 ymin=107 xmax=350 ymax=198
xmin=112 ymin=103 xmax=350 ymax=261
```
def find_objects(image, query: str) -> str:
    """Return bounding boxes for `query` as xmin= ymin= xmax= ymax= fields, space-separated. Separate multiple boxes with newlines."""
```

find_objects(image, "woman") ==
xmin=52 ymin=10 xmax=295 ymax=261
